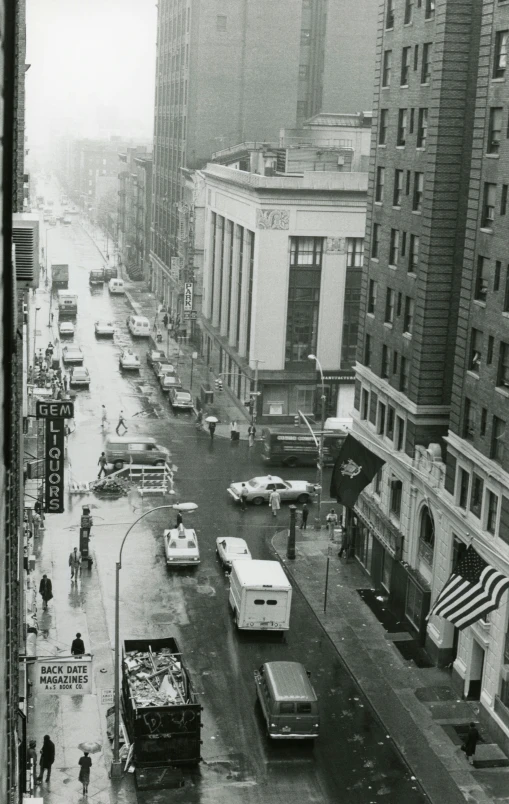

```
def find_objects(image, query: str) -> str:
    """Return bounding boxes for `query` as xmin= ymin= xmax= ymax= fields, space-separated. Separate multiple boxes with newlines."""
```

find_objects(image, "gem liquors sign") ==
xmin=36 ymin=400 xmax=74 ymax=514
xmin=34 ymin=656 xmax=92 ymax=695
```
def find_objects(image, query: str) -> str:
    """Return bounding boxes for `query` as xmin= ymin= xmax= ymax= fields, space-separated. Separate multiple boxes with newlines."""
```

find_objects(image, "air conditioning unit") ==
xmin=12 ymin=212 xmax=40 ymax=288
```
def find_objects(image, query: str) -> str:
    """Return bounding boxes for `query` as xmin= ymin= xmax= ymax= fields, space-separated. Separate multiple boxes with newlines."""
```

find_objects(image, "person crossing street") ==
xmin=116 ymin=410 xmax=127 ymax=435
xmin=97 ymin=452 xmax=107 ymax=478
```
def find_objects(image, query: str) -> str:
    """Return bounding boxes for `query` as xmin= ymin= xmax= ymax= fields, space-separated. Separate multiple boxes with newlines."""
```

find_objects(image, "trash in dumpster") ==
xmin=124 ymin=645 xmax=189 ymax=707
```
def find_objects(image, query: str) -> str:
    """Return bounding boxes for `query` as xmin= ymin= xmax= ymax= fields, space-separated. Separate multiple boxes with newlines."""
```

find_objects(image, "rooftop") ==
xmin=203 ymin=163 xmax=368 ymax=193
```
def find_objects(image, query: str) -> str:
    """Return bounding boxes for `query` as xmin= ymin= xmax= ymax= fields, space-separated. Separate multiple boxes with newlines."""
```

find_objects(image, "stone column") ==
xmin=202 ymin=214 xmax=216 ymax=320
xmin=220 ymin=221 xmax=232 ymax=337
xmin=228 ymin=225 xmax=242 ymax=347
xmin=211 ymin=216 xmax=223 ymax=329
xmin=238 ymin=230 xmax=252 ymax=358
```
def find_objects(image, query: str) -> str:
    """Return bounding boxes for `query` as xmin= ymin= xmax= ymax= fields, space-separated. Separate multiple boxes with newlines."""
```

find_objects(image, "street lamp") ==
xmin=111 ymin=504 xmax=180 ymax=778
xmin=308 ymin=354 xmax=326 ymax=531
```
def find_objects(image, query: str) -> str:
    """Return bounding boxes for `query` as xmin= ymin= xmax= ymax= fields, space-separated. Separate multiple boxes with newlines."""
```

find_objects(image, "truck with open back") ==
xmin=121 ymin=637 xmax=202 ymax=767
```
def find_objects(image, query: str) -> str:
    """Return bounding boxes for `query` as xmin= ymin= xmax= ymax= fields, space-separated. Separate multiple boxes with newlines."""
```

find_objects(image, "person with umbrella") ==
xmin=206 ymin=416 xmax=218 ymax=440
xmin=78 ymin=749 xmax=93 ymax=796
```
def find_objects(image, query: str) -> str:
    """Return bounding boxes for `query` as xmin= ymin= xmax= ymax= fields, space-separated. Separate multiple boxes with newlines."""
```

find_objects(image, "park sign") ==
xmin=33 ymin=656 xmax=92 ymax=695
xmin=35 ymin=399 xmax=74 ymax=514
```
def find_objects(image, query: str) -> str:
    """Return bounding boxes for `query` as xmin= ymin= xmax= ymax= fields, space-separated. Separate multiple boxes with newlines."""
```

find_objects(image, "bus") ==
xmin=261 ymin=426 xmax=347 ymax=468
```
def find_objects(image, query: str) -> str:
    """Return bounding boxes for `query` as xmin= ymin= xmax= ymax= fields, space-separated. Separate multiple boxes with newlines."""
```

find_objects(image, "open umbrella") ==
xmin=78 ymin=741 xmax=102 ymax=754
xmin=172 ymin=502 xmax=198 ymax=512
xmin=205 ymin=416 xmax=219 ymax=423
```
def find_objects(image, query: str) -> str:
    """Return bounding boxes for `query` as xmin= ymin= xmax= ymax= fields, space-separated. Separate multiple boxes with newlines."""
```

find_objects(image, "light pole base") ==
xmin=110 ymin=759 xmax=123 ymax=779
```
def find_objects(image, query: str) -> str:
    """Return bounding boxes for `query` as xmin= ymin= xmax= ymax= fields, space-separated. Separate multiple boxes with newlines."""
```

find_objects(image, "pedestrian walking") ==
xmin=338 ymin=529 xmax=351 ymax=559
xmin=100 ymin=404 xmax=107 ymax=429
xmin=208 ymin=421 xmax=216 ymax=440
xmin=163 ymin=313 xmax=169 ymax=329
xmin=116 ymin=410 xmax=128 ymax=435
xmin=32 ymin=510 xmax=41 ymax=538
xmin=301 ymin=503 xmax=309 ymax=529
xmin=248 ymin=423 xmax=256 ymax=447
xmin=462 ymin=722 xmax=480 ymax=765
xmin=71 ymin=632 xmax=85 ymax=655
xmin=326 ymin=508 xmax=339 ymax=536
xmin=97 ymin=452 xmax=108 ymax=479
xmin=269 ymin=489 xmax=281 ymax=517
xmin=230 ymin=421 xmax=239 ymax=441
xmin=37 ymin=735 xmax=55 ymax=783
xmin=69 ymin=547 xmax=82 ymax=581
xmin=240 ymin=483 xmax=248 ymax=511
xmin=195 ymin=409 xmax=203 ymax=430
xmin=78 ymin=751 xmax=92 ymax=796
xmin=39 ymin=574 xmax=53 ymax=611
xmin=63 ymin=372 xmax=69 ymax=393
xmin=27 ymin=740 xmax=38 ymax=790
xmin=175 ymin=511 xmax=183 ymax=527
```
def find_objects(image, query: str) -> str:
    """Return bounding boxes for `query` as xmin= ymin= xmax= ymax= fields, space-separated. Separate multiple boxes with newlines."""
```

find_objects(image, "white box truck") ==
xmin=229 ymin=559 xmax=292 ymax=631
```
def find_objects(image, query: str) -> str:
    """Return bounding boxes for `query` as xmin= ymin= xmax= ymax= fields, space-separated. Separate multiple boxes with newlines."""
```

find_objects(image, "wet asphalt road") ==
xmin=51 ymin=222 xmax=427 ymax=803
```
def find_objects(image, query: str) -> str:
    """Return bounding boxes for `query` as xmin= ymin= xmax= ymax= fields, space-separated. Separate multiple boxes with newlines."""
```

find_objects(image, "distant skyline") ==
xmin=26 ymin=0 xmax=157 ymax=155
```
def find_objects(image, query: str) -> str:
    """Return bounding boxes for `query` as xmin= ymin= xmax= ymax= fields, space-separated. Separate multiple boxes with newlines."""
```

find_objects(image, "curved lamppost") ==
xmin=308 ymin=354 xmax=326 ymax=530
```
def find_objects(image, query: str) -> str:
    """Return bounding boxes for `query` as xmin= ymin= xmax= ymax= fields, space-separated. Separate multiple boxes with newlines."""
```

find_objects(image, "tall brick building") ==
xmin=352 ymin=0 xmax=509 ymax=747
xmin=150 ymin=0 xmax=378 ymax=317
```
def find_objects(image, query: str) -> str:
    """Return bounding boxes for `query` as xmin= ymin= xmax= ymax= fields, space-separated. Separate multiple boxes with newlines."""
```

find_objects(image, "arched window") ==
xmin=420 ymin=507 xmax=435 ymax=549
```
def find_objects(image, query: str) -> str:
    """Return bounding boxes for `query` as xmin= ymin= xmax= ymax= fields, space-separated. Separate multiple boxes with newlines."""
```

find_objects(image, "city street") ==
xmin=31 ymin=218 xmax=428 ymax=803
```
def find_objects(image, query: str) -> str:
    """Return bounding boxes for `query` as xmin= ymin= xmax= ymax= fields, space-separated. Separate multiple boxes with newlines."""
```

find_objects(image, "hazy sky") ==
xmin=26 ymin=0 xmax=157 ymax=152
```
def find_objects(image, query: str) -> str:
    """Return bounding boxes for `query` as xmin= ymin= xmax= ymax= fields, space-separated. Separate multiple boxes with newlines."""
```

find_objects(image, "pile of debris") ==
xmin=92 ymin=476 xmax=130 ymax=496
xmin=124 ymin=646 xmax=189 ymax=707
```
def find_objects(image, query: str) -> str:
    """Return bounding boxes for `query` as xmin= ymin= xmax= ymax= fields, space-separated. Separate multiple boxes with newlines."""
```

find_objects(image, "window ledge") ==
xmin=495 ymin=386 xmax=509 ymax=399
xmin=400 ymin=84 xmax=409 ymax=89
xmin=502 ymin=312 xmax=509 ymax=319
xmin=378 ymin=144 xmax=387 ymax=149
xmin=479 ymin=228 xmax=493 ymax=234
xmin=384 ymin=322 xmax=394 ymax=329
xmin=420 ymin=82 xmax=430 ymax=87
xmin=416 ymin=147 xmax=425 ymax=152
xmin=396 ymin=145 xmax=406 ymax=149
xmin=381 ymin=85 xmax=390 ymax=90
xmin=407 ymin=271 xmax=417 ymax=278
xmin=375 ymin=201 xmax=383 ymax=206
xmin=485 ymin=154 xmax=500 ymax=159
xmin=411 ymin=210 xmax=422 ymax=215
xmin=466 ymin=370 xmax=480 ymax=380
xmin=491 ymin=78 xmax=506 ymax=83
xmin=367 ymin=312 xmax=375 ymax=318
xmin=392 ymin=205 xmax=401 ymax=210
xmin=473 ymin=300 xmax=486 ymax=308
xmin=371 ymin=257 xmax=380 ymax=264
xmin=403 ymin=331 xmax=412 ymax=340
xmin=388 ymin=264 xmax=398 ymax=271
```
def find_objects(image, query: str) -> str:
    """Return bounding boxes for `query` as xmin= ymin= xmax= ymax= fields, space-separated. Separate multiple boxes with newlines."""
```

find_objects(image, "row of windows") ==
xmin=364 ymin=334 xmax=410 ymax=392
xmin=375 ymin=167 xmax=424 ymax=209
xmin=385 ymin=0 xmax=435 ymax=29
xmin=368 ymin=281 xmax=414 ymax=333
xmin=480 ymin=181 xmax=507 ymax=229
xmin=359 ymin=386 xmax=406 ymax=452
xmin=378 ymin=108 xmax=428 ymax=148
xmin=469 ymin=330 xmax=509 ymax=392
xmin=463 ymin=398 xmax=506 ymax=464
xmin=456 ymin=465 xmax=502 ymax=537
xmin=372 ymin=224 xmax=420 ymax=272
xmin=474 ymin=257 xmax=509 ymax=306
xmin=382 ymin=43 xmax=432 ymax=87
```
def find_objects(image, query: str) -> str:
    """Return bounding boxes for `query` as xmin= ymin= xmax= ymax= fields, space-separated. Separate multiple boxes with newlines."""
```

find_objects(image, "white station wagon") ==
xmin=164 ymin=526 xmax=200 ymax=566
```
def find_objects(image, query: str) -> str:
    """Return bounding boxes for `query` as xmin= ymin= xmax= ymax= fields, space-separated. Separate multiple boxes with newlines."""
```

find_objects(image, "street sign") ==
xmin=44 ymin=418 xmax=65 ymax=513
xmin=100 ymin=688 xmax=114 ymax=706
xmin=36 ymin=400 xmax=74 ymax=419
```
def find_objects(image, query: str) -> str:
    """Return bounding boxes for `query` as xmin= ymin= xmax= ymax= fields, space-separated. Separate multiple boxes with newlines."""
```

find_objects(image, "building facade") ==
xmin=353 ymin=0 xmax=509 ymax=749
xmin=150 ymin=0 xmax=377 ymax=322
xmin=117 ymin=146 xmax=153 ymax=280
xmin=200 ymin=164 xmax=367 ymax=423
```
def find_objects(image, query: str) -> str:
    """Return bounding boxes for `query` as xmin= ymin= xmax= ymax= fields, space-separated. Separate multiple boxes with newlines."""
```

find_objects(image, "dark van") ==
xmin=254 ymin=661 xmax=319 ymax=739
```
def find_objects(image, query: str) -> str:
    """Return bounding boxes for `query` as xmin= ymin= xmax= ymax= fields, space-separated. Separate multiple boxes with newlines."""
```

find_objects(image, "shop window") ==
xmin=381 ymin=551 xmax=393 ymax=591
xmin=263 ymin=385 xmax=288 ymax=417
xmin=295 ymin=385 xmax=314 ymax=415
xmin=406 ymin=579 xmax=424 ymax=630
xmin=357 ymin=525 xmax=373 ymax=569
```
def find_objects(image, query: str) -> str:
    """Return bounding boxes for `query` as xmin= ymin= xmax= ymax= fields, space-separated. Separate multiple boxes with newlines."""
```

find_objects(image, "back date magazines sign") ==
xmin=34 ymin=657 xmax=92 ymax=695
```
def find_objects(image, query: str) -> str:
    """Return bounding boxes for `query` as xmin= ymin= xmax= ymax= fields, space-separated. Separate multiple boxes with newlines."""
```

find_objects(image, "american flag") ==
xmin=428 ymin=546 xmax=509 ymax=630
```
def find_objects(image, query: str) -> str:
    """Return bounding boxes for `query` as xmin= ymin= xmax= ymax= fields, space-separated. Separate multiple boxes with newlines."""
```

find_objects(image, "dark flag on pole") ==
xmin=427 ymin=545 xmax=509 ymax=630
xmin=329 ymin=434 xmax=385 ymax=507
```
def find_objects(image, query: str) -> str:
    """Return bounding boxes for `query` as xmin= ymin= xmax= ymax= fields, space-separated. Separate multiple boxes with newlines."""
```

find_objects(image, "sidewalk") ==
xmin=81 ymin=218 xmax=254 ymax=441
xmin=272 ymin=528 xmax=509 ymax=804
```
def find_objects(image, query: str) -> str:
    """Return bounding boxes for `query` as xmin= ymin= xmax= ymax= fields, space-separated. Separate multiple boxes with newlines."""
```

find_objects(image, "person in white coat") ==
xmin=269 ymin=489 xmax=281 ymax=517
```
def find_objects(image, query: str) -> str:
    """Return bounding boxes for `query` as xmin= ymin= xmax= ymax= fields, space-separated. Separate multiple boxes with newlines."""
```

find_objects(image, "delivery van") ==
xmin=108 ymin=278 xmax=125 ymax=294
xmin=127 ymin=315 xmax=151 ymax=337
xmin=254 ymin=661 xmax=320 ymax=740
xmin=105 ymin=436 xmax=169 ymax=470
xmin=229 ymin=559 xmax=292 ymax=631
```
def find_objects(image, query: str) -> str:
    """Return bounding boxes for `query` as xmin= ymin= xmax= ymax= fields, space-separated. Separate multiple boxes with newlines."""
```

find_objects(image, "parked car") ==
xmin=62 ymin=346 xmax=84 ymax=365
xmin=59 ymin=320 xmax=75 ymax=337
xmin=160 ymin=374 xmax=182 ymax=393
xmin=153 ymin=361 xmax=176 ymax=379
xmin=169 ymin=388 xmax=193 ymax=410
xmin=62 ymin=216 xmax=72 ymax=225
xmin=146 ymin=349 xmax=167 ymax=367
xmin=216 ymin=537 xmax=252 ymax=570
xmin=227 ymin=476 xmax=314 ymax=506
xmin=119 ymin=349 xmax=140 ymax=370
xmin=69 ymin=366 xmax=90 ymax=388
xmin=164 ymin=526 xmax=200 ymax=566
xmin=94 ymin=320 xmax=115 ymax=337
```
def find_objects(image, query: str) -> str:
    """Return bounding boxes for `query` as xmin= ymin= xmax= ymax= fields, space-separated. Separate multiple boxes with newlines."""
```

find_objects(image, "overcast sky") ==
xmin=26 ymin=0 xmax=157 ymax=152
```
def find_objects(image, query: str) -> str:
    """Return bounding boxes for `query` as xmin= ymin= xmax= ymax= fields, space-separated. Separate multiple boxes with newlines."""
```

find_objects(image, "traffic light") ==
xmin=294 ymin=414 xmax=299 ymax=427
xmin=214 ymin=378 xmax=223 ymax=391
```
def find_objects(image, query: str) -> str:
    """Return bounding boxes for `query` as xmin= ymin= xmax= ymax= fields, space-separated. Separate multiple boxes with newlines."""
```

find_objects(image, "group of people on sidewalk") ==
xmin=28 ymin=736 xmax=93 ymax=796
